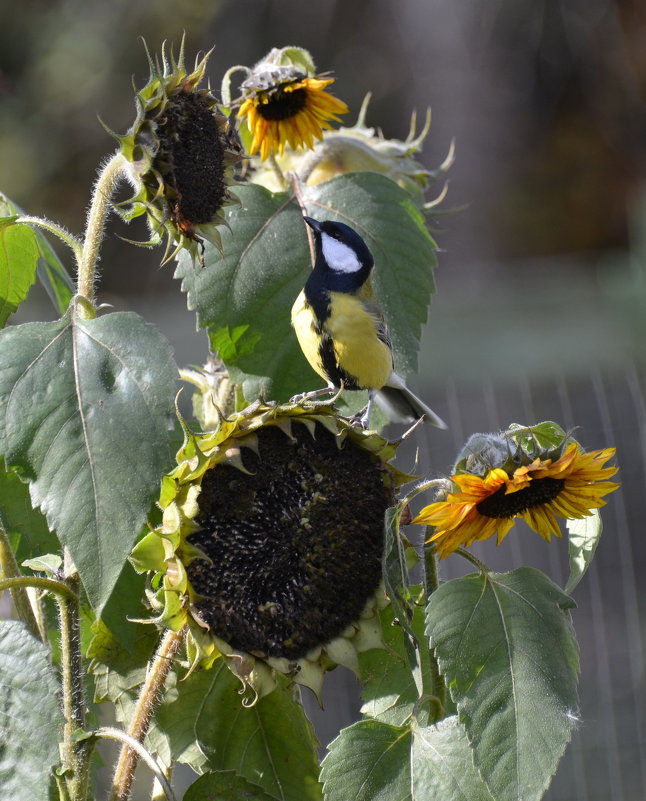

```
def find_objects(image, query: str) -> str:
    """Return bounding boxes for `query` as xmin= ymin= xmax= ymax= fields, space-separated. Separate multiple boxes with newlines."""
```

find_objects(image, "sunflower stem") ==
xmin=454 ymin=547 xmax=490 ymax=573
xmin=268 ymin=153 xmax=288 ymax=190
xmin=422 ymin=537 xmax=446 ymax=722
xmin=0 ymin=523 xmax=41 ymax=640
xmin=78 ymin=151 xmax=127 ymax=313
xmin=15 ymin=215 xmax=83 ymax=264
xmin=57 ymin=570 xmax=92 ymax=801
xmin=109 ymin=626 xmax=186 ymax=801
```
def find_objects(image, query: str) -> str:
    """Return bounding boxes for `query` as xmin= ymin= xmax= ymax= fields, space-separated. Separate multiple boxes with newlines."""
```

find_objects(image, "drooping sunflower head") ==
xmin=413 ymin=422 xmax=619 ymax=558
xmin=131 ymin=394 xmax=409 ymax=701
xmin=250 ymin=95 xmax=454 ymax=201
xmin=226 ymin=46 xmax=348 ymax=161
xmin=113 ymin=40 xmax=242 ymax=261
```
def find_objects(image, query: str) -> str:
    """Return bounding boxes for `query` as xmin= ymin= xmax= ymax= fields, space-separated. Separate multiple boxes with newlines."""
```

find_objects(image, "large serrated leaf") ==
xmin=321 ymin=719 xmax=412 ymax=801
xmin=0 ymin=620 xmax=64 ymax=801
xmin=0 ymin=310 xmax=177 ymax=611
xmin=175 ymin=173 xmax=437 ymax=401
xmin=426 ymin=567 xmax=580 ymax=801
xmin=184 ymin=770 xmax=280 ymax=801
xmin=154 ymin=663 xmax=322 ymax=801
xmin=411 ymin=717 xmax=494 ymax=800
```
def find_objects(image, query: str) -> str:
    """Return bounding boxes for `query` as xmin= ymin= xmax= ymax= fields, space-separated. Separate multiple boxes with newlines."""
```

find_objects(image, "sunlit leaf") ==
xmin=565 ymin=510 xmax=603 ymax=594
xmin=426 ymin=567 xmax=579 ymax=801
xmin=0 ymin=193 xmax=74 ymax=318
xmin=175 ymin=173 xmax=437 ymax=401
xmin=321 ymin=719 xmax=412 ymax=801
xmin=0 ymin=310 xmax=177 ymax=610
xmin=411 ymin=717 xmax=494 ymax=800
xmin=0 ymin=217 xmax=40 ymax=328
xmin=0 ymin=621 xmax=64 ymax=800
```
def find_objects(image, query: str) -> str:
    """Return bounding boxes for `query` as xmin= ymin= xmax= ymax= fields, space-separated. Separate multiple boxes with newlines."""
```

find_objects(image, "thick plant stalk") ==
xmin=109 ymin=627 xmax=186 ymax=801
xmin=423 ymin=538 xmax=446 ymax=721
xmin=0 ymin=524 xmax=41 ymax=639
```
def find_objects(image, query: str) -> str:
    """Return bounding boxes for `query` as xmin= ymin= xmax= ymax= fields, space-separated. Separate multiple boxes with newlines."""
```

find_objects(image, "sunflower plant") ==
xmin=0 ymin=39 xmax=618 ymax=801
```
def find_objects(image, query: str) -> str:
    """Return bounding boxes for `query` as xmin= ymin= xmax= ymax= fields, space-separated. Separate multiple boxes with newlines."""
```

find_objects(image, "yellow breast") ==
xmin=291 ymin=290 xmax=393 ymax=390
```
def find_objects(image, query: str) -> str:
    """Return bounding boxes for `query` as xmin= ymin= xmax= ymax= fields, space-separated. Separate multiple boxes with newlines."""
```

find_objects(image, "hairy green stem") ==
xmin=109 ymin=627 xmax=186 ymax=801
xmin=455 ymin=546 xmax=489 ymax=573
xmin=58 ymin=573 xmax=91 ymax=801
xmin=0 ymin=574 xmax=76 ymax=601
xmin=0 ymin=524 xmax=41 ymax=639
xmin=16 ymin=215 xmax=83 ymax=264
xmin=96 ymin=728 xmax=178 ymax=801
xmin=268 ymin=153 xmax=288 ymax=190
xmin=423 ymin=537 xmax=446 ymax=722
xmin=78 ymin=151 xmax=126 ymax=310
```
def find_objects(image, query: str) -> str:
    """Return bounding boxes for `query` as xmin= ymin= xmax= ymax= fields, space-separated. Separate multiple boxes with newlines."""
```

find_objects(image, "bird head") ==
xmin=304 ymin=216 xmax=374 ymax=278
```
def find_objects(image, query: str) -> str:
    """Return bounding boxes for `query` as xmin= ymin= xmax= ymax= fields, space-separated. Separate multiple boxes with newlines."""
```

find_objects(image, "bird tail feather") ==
xmin=375 ymin=374 xmax=447 ymax=428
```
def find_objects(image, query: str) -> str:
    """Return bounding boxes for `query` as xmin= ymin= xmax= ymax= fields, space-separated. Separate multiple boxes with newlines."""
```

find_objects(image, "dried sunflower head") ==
xmin=131 ymin=396 xmax=410 ymax=701
xmin=112 ymin=40 xmax=242 ymax=261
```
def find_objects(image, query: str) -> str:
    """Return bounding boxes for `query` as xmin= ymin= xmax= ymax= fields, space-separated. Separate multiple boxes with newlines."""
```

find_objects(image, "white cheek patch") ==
xmin=321 ymin=233 xmax=361 ymax=274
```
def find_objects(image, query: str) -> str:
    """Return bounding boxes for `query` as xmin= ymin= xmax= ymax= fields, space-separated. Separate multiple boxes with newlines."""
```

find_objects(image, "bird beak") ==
xmin=303 ymin=216 xmax=322 ymax=233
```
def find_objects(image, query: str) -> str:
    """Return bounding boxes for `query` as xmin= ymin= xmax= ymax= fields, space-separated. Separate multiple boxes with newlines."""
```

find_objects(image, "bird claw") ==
xmin=349 ymin=405 xmax=370 ymax=429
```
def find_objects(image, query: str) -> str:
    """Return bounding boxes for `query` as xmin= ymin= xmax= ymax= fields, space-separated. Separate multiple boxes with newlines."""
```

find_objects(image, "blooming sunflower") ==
xmin=413 ymin=426 xmax=618 ymax=558
xmin=112 ymin=40 xmax=241 ymax=261
xmin=131 ymin=393 xmax=410 ymax=701
xmin=231 ymin=47 xmax=348 ymax=161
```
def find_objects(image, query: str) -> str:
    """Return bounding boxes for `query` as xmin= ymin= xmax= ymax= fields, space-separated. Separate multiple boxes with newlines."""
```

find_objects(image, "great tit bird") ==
xmin=291 ymin=216 xmax=447 ymax=428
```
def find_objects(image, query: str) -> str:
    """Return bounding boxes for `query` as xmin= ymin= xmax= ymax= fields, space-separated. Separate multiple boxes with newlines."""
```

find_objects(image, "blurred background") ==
xmin=1 ymin=1 xmax=645 ymax=799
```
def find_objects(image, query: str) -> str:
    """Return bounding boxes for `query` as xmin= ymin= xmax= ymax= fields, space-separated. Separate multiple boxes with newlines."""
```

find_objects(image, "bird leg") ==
xmin=289 ymin=383 xmax=337 ymax=405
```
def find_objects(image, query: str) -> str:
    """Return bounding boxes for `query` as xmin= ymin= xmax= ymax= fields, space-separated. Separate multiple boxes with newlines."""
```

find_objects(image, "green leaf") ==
xmin=175 ymin=173 xmax=437 ymax=401
xmin=565 ymin=510 xmax=603 ymax=594
xmin=506 ymin=421 xmax=568 ymax=461
xmin=184 ymin=771 xmax=280 ymax=801
xmin=411 ymin=717 xmax=494 ymax=800
xmin=0 ymin=620 xmax=64 ymax=800
xmin=426 ymin=567 xmax=580 ymax=801
xmin=154 ymin=663 xmax=322 ymax=801
xmin=35 ymin=233 xmax=74 ymax=316
xmin=0 ymin=217 xmax=40 ymax=327
xmin=0 ymin=193 xmax=74 ymax=318
xmin=360 ymin=591 xmax=439 ymax=727
xmin=0 ymin=466 xmax=58 ymax=564
xmin=0 ymin=310 xmax=177 ymax=611
xmin=321 ymin=719 xmax=412 ymax=801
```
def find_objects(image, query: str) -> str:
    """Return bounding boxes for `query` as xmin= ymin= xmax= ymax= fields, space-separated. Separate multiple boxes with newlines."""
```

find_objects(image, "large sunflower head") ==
xmin=413 ymin=422 xmax=619 ymax=558
xmin=113 ymin=40 xmax=242 ymax=261
xmin=131 ymin=393 xmax=410 ymax=701
xmin=227 ymin=46 xmax=348 ymax=161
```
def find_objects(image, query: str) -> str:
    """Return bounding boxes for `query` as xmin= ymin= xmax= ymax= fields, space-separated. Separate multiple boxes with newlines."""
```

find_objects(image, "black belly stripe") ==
xmin=318 ymin=334 xmax=361 ymax=390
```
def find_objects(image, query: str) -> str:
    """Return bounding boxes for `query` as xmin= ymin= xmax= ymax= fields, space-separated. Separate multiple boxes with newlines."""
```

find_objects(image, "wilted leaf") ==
xmin=565 ymin=510 xmax=603 ymax=594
